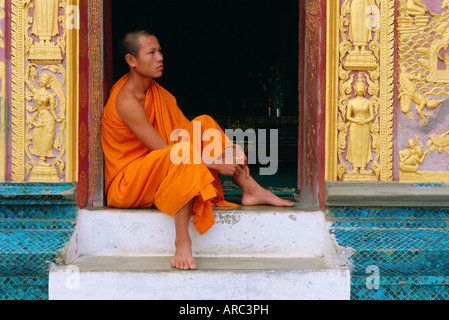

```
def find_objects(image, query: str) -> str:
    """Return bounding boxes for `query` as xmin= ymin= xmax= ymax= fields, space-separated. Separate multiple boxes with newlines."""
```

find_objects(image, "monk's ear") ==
xmin=125 ymin=54 xmax=137 ymax=68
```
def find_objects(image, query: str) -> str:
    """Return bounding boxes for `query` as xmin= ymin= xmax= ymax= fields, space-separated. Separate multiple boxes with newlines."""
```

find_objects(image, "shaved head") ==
xmin=121 ymin=30 xmax=155 ymax=59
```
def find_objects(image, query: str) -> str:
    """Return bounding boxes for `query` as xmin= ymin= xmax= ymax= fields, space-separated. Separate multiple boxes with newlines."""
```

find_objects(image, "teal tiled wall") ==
xmin=0 ymin=183 xmax=77 ymax=300
xmin=327 ymin=206 xmax=449 ymax=300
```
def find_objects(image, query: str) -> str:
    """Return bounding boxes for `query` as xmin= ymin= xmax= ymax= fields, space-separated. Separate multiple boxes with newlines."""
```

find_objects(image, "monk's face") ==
xmin=129 ymin=35 xmax=164 ymax=79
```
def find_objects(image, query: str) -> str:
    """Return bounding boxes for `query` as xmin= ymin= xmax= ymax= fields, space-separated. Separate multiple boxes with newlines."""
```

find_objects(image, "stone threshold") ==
xmin=84 ymin=202 xmax=317 ymax=213
xmin=58 ymin=255 xmax=334 ymax=273
xmin=325 ymin=181 xmax=449 ymax=207
xmin=0 ymin=182 xmax=77 ymax=205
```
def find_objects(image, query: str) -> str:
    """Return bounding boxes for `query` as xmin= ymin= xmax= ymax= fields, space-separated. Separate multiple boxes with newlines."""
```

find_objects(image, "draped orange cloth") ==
xmin=101 ymin=74 xmax=238 ymax=234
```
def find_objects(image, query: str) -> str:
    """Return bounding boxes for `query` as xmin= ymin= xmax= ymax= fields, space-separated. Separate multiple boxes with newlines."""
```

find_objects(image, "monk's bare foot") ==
xmin=171 ymin=239 xmax=197 ymax=270
xmin=241 ymin=186 xmax=295 ymax=207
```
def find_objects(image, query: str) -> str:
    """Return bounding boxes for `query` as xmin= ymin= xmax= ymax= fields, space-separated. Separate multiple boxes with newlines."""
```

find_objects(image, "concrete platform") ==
xmin=63 ymin=205 xmax=333 ymax=261
xmin=49 ymin=255 xmax=350 ymax=300
xmin=325 ymin=181 xmax=449 ymax=207
xmin=50 ymin=205 xmax=350 ymax=300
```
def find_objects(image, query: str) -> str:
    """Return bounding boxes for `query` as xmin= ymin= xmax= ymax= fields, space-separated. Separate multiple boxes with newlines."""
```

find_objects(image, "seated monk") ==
xmin=101 ymin=30 xmax=294 ymax=271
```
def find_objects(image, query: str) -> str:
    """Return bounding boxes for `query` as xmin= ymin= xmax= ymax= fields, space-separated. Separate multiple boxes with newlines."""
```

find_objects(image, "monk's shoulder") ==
xmin=116 ymin=85 xmax=136 ymax=105
xmin=115 ymin=85 xmax=145 ymax=114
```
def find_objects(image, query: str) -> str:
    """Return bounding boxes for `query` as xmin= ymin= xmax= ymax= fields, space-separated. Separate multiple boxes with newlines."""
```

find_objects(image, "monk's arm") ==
xmin=116 ymin=95 xmax=168 ymax=151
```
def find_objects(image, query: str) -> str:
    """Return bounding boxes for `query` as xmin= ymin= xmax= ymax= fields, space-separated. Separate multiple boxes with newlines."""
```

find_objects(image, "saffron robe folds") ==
xmin=101 ymin=74 xmax=237 ymax=234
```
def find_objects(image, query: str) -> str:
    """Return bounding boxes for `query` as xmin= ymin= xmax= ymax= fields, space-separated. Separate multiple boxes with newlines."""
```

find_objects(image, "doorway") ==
xmin=110 ymin=0 xmax=299 ymax=199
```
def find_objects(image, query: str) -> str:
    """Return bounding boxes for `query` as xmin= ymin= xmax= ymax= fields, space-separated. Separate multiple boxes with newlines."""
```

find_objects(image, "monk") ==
xmin=101 ymin=30 xmax=294 ymax=271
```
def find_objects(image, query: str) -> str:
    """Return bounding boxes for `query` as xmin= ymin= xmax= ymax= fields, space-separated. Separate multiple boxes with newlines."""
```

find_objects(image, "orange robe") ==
xmin=101 ymin=74 xmax=238 ymax=234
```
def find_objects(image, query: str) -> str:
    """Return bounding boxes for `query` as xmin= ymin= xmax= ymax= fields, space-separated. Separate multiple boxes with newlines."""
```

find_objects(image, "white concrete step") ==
xmin=64 ymin=206 xmax=334 ymax=262
xmin=49 ymin=255 xmax=350 ymax=300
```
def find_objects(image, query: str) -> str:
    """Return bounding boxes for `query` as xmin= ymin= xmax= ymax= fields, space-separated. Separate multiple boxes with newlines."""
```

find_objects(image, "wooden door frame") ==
xmin=79 ymin=0 xmax=326 ymax=209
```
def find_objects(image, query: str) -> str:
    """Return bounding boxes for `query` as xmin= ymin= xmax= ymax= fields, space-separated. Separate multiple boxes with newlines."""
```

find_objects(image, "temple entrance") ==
xmin=110 ymin=0 xmax=300 ymax=200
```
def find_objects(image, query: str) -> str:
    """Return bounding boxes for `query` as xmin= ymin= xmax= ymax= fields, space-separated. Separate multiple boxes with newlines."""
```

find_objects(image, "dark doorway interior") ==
xmin=111 ymin=0 xmax=299 ymax=197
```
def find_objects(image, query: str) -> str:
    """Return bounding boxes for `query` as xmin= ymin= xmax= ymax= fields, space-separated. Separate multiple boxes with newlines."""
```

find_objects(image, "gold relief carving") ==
xmin=399 ymin=130 xmax=449 ymax=182
xmin=397 ymin=1 xmax=449 ymax=182
xmin=400 ymin=126 xmax=449 ymax=181
xmin=399 ymin=124 xmax=449 ymax=181
xmin=343 ymin=72 xmax=377 ymax=181
xmin=11 ymin=0 xmax=27 ymax=181
xmin=398 ymin=69 xmax=445 ymax=126
xmin=398 ymin=1 xmax=449 ymax=126
xmin=326 ymin=0 xmax=394 ymax=182
xmin=342 ymin=0 xmax=379 ymax=71
xmin=11 ymin=0 xmax=78 ymax=182
xmin=427 ymin=127 xmax=449 ymax=155
xmin=30 ymin=0 xmax=60 ymax=42
xmin=24 ymin=0 xmax=64 ymax=64
xmin=399 ymin=135 xmax=429 ymax=174
xmin=24 ymin=63 xmax=66 ymax=182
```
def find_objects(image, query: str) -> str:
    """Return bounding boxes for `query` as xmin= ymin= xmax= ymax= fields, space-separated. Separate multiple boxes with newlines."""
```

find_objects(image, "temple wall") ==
xmin=0 ymin=0 xmax=106 ymax=207
xmin=4 ymin=0 xmax=79 ymax=183
xmin=2 ymin=1 xmax=449 ymax=208
xmin=326 ymin=0 xmax=449 ymax=184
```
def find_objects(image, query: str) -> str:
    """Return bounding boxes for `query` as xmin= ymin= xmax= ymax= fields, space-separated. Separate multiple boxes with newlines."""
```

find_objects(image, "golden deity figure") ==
xmin=343 ymin=0 xmax=378 ymax=71
xmin=398 ymin=0 xmax=430 ymax=36
xmin=25 ymin=0 xmax=63 ymax=64
xmin=405 ymin=0 xmax=428 ymax=16
xmin=348 ymin=0 xmax=375 ymax=53
xmin=25 ymin=64 xmax=63 ymax=181
xmin=399 ymin=136 xmax=429 ymax=174
xmin=344 ymin=72 xmax=376 ymax=180
xmin=398 ymin=69 xmax=444 ymax=126
xmin=29 ymin=0 xmax=59 ymax=43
